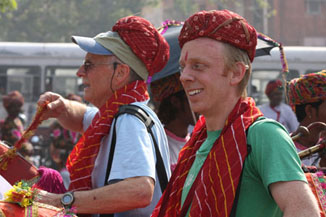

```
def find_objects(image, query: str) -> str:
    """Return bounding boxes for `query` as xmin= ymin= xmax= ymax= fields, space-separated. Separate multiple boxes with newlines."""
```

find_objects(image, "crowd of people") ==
xmin=0 ymin=8 xmax=325 ymax=217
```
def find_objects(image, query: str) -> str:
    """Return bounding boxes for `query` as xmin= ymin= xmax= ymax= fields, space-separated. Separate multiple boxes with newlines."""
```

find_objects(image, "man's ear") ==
xmin=113 ymin=64 xmax=130 ymax=88
xmin=229 ymin=62 xmax=247 ymax=86
xmin=305 ymin=104 xmax=317 ymax=120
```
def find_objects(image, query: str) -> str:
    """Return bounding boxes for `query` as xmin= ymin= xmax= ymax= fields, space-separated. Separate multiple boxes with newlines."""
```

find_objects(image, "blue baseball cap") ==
xmin=71 ymin=31 xmax=149 ymax=80
xmin=71 ymin=35 xmax=113 ymax=55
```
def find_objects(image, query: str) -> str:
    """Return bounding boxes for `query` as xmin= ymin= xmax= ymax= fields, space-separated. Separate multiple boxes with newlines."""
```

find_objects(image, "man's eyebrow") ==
xmin=180 ymin=56 xmax=206 ymax=64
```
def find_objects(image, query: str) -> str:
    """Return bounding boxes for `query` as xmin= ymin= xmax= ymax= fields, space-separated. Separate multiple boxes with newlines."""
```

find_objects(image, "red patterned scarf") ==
xmin=66 ymin=80 xmax=149 ymax=191
xmin=152 ymin=97 xmax=262 ymax=217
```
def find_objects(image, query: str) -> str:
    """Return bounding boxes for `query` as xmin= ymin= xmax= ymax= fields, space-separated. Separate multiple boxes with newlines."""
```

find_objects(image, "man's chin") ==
xmin=83 ymin=93 xmax=91 ymax=103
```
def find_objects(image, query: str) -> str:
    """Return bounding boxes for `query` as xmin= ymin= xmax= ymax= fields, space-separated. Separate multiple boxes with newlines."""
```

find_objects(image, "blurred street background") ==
xmin=1 ymin=0 xmax=326 ymax=46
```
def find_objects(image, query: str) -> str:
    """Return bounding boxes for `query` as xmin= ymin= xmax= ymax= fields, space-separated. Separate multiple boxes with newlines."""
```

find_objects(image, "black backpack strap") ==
xmin=104 ymin=104 xmax=168 ymax=191
xmin=101 ymin=113 xmax=120 ymax=217
xmin=104 ymin=117 xmax=119 ymax=185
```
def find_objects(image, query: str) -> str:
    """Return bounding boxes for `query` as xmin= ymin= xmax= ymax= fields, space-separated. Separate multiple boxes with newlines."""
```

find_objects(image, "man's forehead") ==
xmin=179 ymin=39 xmax=225 ymax=62
xmin=85 ymin=52 xmax=115 ymax=61
xmin=184 ymin=37 xmax=223 ymax=47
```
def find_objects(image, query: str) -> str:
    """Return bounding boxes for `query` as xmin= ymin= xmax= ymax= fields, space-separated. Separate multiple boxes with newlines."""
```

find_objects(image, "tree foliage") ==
xmin=0 ymin=0 xmax=275 ymax=42
xmin=164 ymin=0 xmax=275 ymax=25
xmin=0 ymin=0 xmax=158 ymax=42
xmin=0 ymin=0 xmax=17 ymax=13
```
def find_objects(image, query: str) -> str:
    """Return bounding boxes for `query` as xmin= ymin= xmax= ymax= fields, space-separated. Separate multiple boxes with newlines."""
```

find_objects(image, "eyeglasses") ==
xmin=82 ymin=61 xmax=119 ymax=74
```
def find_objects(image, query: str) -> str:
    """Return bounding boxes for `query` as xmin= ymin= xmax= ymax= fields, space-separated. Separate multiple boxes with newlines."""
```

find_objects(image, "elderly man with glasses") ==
xmin=35 ymin=16 xmax=171 ymax=217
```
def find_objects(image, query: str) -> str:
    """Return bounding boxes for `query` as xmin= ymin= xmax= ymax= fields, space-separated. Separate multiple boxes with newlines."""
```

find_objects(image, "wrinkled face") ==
xmin=76 ymin=53 xmax=116 ymax=108
xmin=268 ymin=88 xmax=283 ymax=107
xmin=179 ymin=38 xmax=231 ymax=116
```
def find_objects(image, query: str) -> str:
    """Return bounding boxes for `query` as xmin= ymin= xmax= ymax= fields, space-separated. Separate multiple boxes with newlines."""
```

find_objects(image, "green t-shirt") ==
xmin=181 ymin=118 xmax=306 ymax=217
xmin=181 ymin=130 xmax=221 ymax=207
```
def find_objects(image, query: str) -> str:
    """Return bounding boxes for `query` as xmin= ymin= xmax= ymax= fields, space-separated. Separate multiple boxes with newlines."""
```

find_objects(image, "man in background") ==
xmin=151 ymin=73 xmax=194 ymax=171
xmin=259 ymin=79 xmax=299 ymax=133
xmin=288 ymin=70 xmax=326 ymax=167
xmin=1 ymin=91 xmax=25 ymax=146
xmin=150 ymin=23 xmax=195 ymax=171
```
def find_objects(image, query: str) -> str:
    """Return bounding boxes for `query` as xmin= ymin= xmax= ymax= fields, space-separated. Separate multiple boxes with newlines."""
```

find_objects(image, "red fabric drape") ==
xmin=67 ymin=81 xmax=149 ymax=191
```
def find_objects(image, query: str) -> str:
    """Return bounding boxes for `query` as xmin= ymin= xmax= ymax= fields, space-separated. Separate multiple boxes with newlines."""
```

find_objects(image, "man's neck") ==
xmin=205 ymin=96 xmax=240 ymax=131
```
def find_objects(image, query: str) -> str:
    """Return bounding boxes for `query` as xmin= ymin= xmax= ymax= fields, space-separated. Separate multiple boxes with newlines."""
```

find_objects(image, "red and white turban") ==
xmin=179 ymin=10 xmax=257 ymax=62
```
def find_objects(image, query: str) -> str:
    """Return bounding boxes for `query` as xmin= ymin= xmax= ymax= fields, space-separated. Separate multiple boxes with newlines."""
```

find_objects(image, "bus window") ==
xmin=45 ymin=66 xmax=82 ymax=97
xmin=0 ymin=66 xmax=41 ymax=102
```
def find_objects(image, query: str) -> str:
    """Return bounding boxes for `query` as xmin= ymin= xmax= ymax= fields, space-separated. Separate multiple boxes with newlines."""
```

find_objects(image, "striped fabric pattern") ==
xmin=152 ymin=97 xmax=262 ymax=217
xmin=150 ymin=73 xmax=183 ymax=102
xmin=66 ymin=81 xmax=149 ymax=191
xmin=287 ymin=70 xmax=326 ymax=112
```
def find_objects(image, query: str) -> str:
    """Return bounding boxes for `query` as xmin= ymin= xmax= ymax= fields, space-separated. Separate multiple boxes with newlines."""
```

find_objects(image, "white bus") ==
xmin=0 ymin=42 xmax=325 ymax=124
xmin=0 ymin=42 xmax=85 ymax=125
xmin=250 ymin=46 xmax=326 ymax=105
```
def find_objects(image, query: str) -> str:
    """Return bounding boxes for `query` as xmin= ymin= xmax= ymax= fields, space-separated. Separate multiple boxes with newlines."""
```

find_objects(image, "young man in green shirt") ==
xmin=152 ymin=10 xmax=320 ymax=217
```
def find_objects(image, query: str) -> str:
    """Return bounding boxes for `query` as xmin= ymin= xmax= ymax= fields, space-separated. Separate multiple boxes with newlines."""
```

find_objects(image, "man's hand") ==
xmin=37 ymin=91 xmax=86 ymax=132
xmin=37 ymin=92 xmax=67 ymax=120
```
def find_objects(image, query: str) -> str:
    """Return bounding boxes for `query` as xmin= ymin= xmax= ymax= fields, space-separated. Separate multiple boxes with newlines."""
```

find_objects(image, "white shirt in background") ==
xmin=258 ymin=103 xmax=299 ymax=133
xmin=165 ymin=128 xmax=190 ymax=167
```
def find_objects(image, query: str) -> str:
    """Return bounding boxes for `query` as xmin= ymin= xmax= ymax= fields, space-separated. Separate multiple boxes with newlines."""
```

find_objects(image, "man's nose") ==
xmin=76 ymin=66 xmax=86 ymax=77
xmin=180 ymin=68 xmax=194 ymax=83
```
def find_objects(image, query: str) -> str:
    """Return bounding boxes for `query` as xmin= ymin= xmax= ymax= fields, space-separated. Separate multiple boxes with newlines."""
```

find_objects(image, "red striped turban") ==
xmin=150 ymin=73 xmax=183 ymax=102
xmin=113 ymin=16 xmax=170 ymax=80
xmin=178 ymin=10 xmax=257 ymax=62
xmin=265 ymin=79 xmax=283 ymax=96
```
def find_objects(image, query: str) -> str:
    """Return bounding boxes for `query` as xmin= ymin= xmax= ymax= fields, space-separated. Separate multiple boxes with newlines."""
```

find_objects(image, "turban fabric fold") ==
xmin=265 ymin=79 xmax=283 ymax=96
xmin=178 ymin=10 xmax=257 ymax=62
xmin=150 ymin=73 xmax=183 ymax=102
xmin=113 ymin=16 xmax=170 ymax=79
